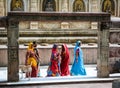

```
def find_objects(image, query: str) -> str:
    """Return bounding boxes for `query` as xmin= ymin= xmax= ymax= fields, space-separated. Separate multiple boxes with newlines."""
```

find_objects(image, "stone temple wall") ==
xmin=0 ymin=0 xmax=119 ymax=66
xmin=0 ymin=45 xmax=98 ymax=66
xmin=0 ymin=0 xmax=119 ymax=30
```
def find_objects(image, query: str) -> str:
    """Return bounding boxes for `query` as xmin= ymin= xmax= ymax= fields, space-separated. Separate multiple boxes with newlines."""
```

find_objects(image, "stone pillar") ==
xmin=61 ymin=0 xmax=68 ymax=12
xmin=89 ymin=0 xmax=100 ymax=29
xmin=118 ymin=0 xmax=120 ymax=17
xmin=89 ymin=0 xmax=100 ymax=12
xmin=30 ymin=0 xmax=38 ymax=12
xmin=30 ymin=0 xmax=38 ymax=29
xmin=97 ymin=22 xmax=110 ymax=78
xmin=0 ymin=0 xmax=5 ymax=16
xmin=7 ymin=19 xmax=19 ymax=82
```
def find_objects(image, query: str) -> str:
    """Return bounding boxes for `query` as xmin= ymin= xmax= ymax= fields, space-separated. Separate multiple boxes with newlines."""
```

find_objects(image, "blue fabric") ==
xmin=71 ymin=41 xmax=86 ymax=76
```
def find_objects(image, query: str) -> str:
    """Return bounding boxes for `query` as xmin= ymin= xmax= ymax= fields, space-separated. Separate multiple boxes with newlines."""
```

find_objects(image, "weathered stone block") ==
xmin=112 ymin=79 xmax=120 ymax=88
xmin=30 ymin=21 xmax=38 ymax=29
xmin=61 ymin=22 xmax=69 ymax=29
xmin=91 ymin=22 xmax=98 ymax=29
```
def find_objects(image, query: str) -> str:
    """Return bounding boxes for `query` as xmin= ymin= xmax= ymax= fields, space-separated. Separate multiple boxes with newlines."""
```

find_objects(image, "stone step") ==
xmin=0 ymin=37 xmax=98 ymax=44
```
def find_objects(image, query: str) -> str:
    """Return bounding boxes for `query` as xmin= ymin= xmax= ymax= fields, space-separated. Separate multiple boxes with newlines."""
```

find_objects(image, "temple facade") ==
xmin=0 ymin=0 xmax=119 ymax=16
xmin=0 ymin=0 xmax=119 ymax=30
xmin=0 ymin=0 xmax=119 ymax=67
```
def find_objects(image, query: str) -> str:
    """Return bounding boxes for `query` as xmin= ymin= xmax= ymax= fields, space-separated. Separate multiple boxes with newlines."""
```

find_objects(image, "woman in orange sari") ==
xmin=25 ymin=42 xmax=38 ymax=77
xmin=60 ymin=44 xmax=70 ymax=76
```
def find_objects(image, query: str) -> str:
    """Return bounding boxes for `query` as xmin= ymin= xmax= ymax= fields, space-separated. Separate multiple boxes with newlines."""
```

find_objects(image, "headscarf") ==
xmin=27 ymin=42 xmax=34 ymax=51
xmin=74 ymin=41 xmax=83 ymax=60
xmin=62 ymin=44 xmax=70 ymax=60
xmin=52 ymin=44 xmax=58 ymax=53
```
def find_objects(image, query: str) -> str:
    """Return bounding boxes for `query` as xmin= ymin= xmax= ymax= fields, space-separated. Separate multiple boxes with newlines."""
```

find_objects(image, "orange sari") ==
xmin=26 ymin=43 xmax=38 ymax=77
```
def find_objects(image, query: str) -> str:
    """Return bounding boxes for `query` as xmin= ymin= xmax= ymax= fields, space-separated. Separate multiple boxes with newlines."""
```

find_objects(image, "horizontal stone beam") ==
xmin=7 ymin=12 xmax=110 ymax=22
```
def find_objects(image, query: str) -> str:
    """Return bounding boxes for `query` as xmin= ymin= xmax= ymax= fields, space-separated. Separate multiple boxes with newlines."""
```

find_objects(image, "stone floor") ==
xmin=0 ymin=83 xmax=113 ymax=88
xmin=0 ymin=65 xmax=120 ymax=86
xmin=0 ymin=65 xmax=98 ymax=82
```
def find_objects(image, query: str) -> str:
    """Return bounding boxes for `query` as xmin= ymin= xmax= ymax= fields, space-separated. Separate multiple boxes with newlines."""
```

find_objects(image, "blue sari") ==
xmin=71 ymin=41 xmax=86 ymax=76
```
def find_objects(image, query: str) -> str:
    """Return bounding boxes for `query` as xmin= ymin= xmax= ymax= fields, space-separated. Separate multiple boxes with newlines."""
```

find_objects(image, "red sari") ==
xmin=60 ymin=44 xmax=70 ymax=76
xmin=47 ymin=44 xmax=61 ymax=77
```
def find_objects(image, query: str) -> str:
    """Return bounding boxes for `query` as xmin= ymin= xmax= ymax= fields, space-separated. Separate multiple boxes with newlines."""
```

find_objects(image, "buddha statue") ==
xmin=45 ymin=2 xmax=53 ymax=11
xmin=103 ymin=0 xmax=112 ymax=13
xmin=74 ymin=0 xmax=85 ymax=12
xmin=12 ymin=0 xmax=23 ymax=11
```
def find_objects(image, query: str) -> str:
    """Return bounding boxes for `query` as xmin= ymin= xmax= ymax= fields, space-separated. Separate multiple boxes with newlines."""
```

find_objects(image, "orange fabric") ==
xmin=27 ymin=57 xmax=37 ymax=67
xmin=26 ymin=42 xmax=38 ymax=77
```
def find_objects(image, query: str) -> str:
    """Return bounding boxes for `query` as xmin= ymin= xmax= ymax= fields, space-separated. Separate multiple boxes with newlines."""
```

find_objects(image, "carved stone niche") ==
xmin=30 ymin=21 xmax=38 ymax=29
xmin=61 ymin=22 xmax=69 ymax=29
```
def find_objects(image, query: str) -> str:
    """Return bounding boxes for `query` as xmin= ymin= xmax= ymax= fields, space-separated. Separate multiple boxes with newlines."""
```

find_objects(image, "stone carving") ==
xmin=39 ymin=21 xmax=60 ymax=29
xmin=30 ymin=21 xmax=38 ymax=29
xmin=103 ymin=0 xmax=112 ymax=12
xmin=90 ymin=0 xmax=99 ymax=12
xmin=73 ymin=0 xmax=85 ymax=12
xmin=30 ymin=2 xmax=38 ymax=12
xmin=110 ymin=48 xmax=120 ymax=57
xmin=45 ymin=2 xmax=53 ymax=11
xmin=11 ymin=0 xmax=24 ymax=11
xmin=0 ymin=1 xmax=4 ymax=16
xmin=109 ymin=32 xmax=120 ymax=43
xmin=43 ymin=0 xmax=56 ymax=11
xmin=9 ymin=47 xmax=18 ymax=60
xmin=61 ymin=0 xmax=68 ymax=12
xmin=102 ymin=0 xmax=115 ymax=15
xmin=91 ymin=22 xmax=98 ymax=29
xmin=69 ymin=22 xmax=91 ymax=29
xmin=61 ymin=22 xmax=69 ymax=29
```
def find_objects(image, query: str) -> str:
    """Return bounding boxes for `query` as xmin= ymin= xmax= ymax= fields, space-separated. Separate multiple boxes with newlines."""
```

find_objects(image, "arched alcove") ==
xmin=73 ymin=0 xmax=85 ymax=12
xmin=42 ymin=0 xmax=56 ymax=11
xmin=11 ymin=0 xmax=24 ymax=11
xmin=102 ymin=0 xmax=115 ymax=15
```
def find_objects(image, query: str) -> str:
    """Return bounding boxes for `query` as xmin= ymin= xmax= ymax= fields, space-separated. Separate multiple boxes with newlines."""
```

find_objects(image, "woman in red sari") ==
xmin=60 ymin=44 xmax=70 ymax=76
xmin=47 ymin=44 xmax=61 ymax=77
xmin=25 ymin=42 xmax=38 ymax=77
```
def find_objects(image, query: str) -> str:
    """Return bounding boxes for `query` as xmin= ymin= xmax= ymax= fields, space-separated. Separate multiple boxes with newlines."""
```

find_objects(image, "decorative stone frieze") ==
xmin=61 ymin=22 xmax=69 ymax=29
xmin=30 ymin=21 xmax=38 ymax=29
xmin=91 ymin=22 xmax=98 ymax=29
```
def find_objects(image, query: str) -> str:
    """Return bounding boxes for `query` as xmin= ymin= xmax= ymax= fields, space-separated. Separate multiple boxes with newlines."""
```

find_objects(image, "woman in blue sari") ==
xmin=71 ymin=41 xmax=86 ymax=76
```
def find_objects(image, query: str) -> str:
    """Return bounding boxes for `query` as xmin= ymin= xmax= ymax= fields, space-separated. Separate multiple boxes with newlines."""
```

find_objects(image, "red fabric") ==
xmin=51 ymin=59 xmax=59 ymax=73
xmin=49 ymin=47 xmax=61 ymax=75
xmin=60 ymin=44 xmax=70 ymax=76
xmin=31 ymin=66 xmax=38 ymax=77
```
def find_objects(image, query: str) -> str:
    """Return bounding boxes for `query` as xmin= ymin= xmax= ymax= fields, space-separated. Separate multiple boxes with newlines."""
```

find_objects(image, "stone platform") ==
xmin=0 ymin=65 xmax=120 ymax=86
